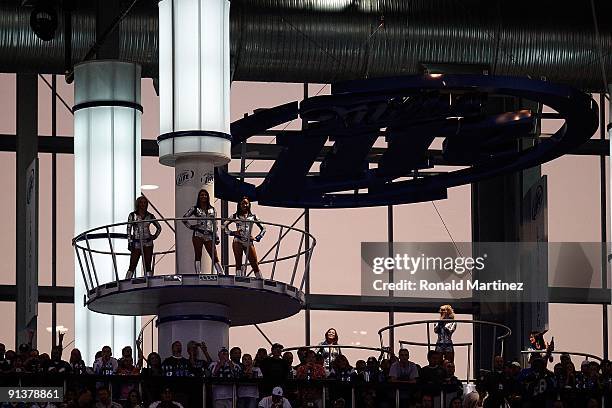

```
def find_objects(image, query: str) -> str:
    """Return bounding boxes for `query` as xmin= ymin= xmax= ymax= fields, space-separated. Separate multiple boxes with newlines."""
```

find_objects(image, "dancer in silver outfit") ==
xmin=126 ymin=196 xmax=162 ymax=278
xmin=222 ymin=197 xmax=265 ymax=277
xmin=182 ymin=189 xmax=223 ymax=274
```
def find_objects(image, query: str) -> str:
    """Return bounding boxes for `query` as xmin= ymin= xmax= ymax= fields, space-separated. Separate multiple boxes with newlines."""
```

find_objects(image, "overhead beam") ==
xmin=0 ymin=136 xmax=608 ymax=160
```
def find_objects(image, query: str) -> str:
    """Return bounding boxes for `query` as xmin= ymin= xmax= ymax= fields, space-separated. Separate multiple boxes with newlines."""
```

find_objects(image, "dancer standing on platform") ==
xmin=223 ymin=197 xmax=265 ymax=277
xmin=434 ymin=304 xmax=457 ymax=363
xmin=182 ymin=189 xmax=223 ymax=274
xmin=126 ymin=196 xmax=161 ymax=278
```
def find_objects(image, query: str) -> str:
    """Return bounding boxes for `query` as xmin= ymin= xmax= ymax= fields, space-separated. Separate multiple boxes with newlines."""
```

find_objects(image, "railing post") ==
xmin=467 ymin=344 xmax=472 ymax=383
xmin=300 ymin=248 xmax=313 ymax=292
xmin=351 ymin=385 xmax=355 ymax=408
xmin=81 ymin=247 xmax=98 ymax=288
xmin=75 ymin=247 xmax=91 ymax=292
xmin=270 ymin=226 xmax=283 ymax=280
xmin=290 ymin=233 xmax=305 ymax=286
xmin=426 ymin=322 xmax=431 ymax=351
xmin=492 ymin=326 xmax=497 ymax=369
xmin=202 ymin=379 xmax=207 ymax=408
xmin=395 ymin=387 xmax=399 ymax=408
xmin=84 ymin=238 xmax=100 ymax=286
xmin=232 ymin=382 xmax=236 ymax=408
xmin=106 ymin=227 xmax=120 ymax=283
xmin=322 ymin=385 xmax=327 ymax=408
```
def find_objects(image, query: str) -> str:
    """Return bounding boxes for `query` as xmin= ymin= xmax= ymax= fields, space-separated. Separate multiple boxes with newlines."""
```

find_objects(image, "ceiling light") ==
xmin=141 ymin=184 xmax=159 ymax=191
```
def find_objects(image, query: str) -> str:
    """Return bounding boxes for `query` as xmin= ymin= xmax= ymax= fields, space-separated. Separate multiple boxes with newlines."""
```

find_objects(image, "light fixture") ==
xmin=29 ymin=3 xmax=58 ymax=41
xmin=74 ymin=60 xmax=142 ymax=363
xmin=141 ymin=184 xmax=159 ymax=191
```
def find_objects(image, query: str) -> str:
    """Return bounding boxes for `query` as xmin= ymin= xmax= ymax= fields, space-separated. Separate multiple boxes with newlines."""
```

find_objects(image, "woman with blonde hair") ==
xmin=434 ymin=304 xmax=457 ymax=363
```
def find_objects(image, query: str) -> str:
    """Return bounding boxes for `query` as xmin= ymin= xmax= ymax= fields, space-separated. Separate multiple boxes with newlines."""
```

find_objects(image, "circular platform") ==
xmin=85 ymin=274 xmax=304 ymax=326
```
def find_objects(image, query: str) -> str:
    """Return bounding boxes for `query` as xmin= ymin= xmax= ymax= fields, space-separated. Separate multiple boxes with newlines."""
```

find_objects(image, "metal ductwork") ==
xmin=0 ymin=0 xmax=610 ymax=90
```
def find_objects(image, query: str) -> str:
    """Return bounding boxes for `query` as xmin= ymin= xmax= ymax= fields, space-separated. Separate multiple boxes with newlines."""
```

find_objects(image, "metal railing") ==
xmin=520 ymin=350 xmax=604 ymax=367
xmin=72 ymin=217 xmax=316 ymax=294
xmin=0 ymin=373 xmax=472 ymax=408
xmin=378 ymin=319 xmax=512 ymax=382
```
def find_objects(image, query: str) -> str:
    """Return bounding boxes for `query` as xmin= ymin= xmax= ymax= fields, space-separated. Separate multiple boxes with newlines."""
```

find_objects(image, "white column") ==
xmin=175 ymin=158 xmax=215 ymax=274
xmin=157 ymin=302 xmax=230 ymax=359
xmin=158 ymin=0 xmax=232 ymax=273
xmin=74 ymin=61 xmax=142 ymax=364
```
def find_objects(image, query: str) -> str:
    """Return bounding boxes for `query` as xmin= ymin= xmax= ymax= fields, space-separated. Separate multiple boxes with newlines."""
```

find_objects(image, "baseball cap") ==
xmin=272 ymin=387 xmax=283 ymax=397
xmin=511 ymin=361 xmax=521 ymax=368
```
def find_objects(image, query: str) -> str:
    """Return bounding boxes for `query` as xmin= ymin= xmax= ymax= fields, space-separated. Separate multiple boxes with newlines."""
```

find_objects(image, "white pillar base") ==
xmin=157 ymin=302 xmax=229 ymax=359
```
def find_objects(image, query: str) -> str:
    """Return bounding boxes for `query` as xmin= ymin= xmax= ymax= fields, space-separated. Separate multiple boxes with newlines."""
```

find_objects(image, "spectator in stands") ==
xmin=463 ymin=391 xmax=481 ymax=408
xmin=95 ymin=386 xmax=122 ymax=408
xmin=258 ymin=387 xmax=292 ymax=408
xmin=295 ymin=347 xmax=308 ymax=371
xmin=25 ymin=349 xmax=43 ymax=373
xmin=254 ymin=348 xmax=268 ymax=368
xmin=117 ymin=355 xmax=140 ymax=401
xmin=93 ymin=346 xmax=118 ymax=375
xmin=353 ymin=359 xmax=367 ymax=381
xmin=389 ymin=349 xmax=418 ymax=383
xmin=389 ymin=348 xmax=418 ymax=407
xmin=238 ymin=353 xmax=262 ymax=408
xmin=147 ymin=387 xmax=184 ymax=408
xmin=282 ymin=352 xmax=295 ymax=378
xmin=379 ymin=358 xmax=392 ymax=382
xmin=126 ymin=195 xmax=161 ymax=278
xmin=68 ymin=348 xmax=89 ymax=375
xmin=522 ymin=357 xmax=556 ymax=405
xmin=77 ymin=389 xmax=95 ymax=408
xmin=421 ymin=394 xmax=434 ymax=408
xmin=329 ymin=354 xmax=355 ymax=381
xmin=42 ymin=345 xmax=71 ymax=374
xmin=141 ymin=352 xmax=163 ymax=376
xmin=260 ymin=343 xmax=290 ymax=386
xmin=296 ymin=350 xmax=326 ymax=380
xmin=162 ymin=341 xmax=190 ymax=376
xmin=449 ymin=396 xmax=463 ymax=408
xmin=125 ymin=390 xmax=143 ymax=408
xmin=560 ymin=353 xmax=571 ymax=368
xmin=442 ymin=360 xmax=463 ymax=399
xmin=318 ymin=328 xmax=341 ymax=369
xmin=364 ymin=357 xmax=382 ymax=382
xmin=120 ymin=346 xmax=133 ymax=364
xmin=210 ymin=347 xmax=242 ymax=408
xmin=420 ymin=350 xmax=446 ymax=387
xmin=230 ymin=347 xmax=243 ymax=367
xmin=186 ymin=341 xmax=212 ymax=377
xmin=434 ymin=304 xmax=457 ymax=363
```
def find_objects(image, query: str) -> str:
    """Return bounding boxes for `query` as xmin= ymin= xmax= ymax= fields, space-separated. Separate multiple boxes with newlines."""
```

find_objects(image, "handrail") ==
xmin=283 ymin=344 xmax=393 ymax=357
xmin=72 ymin=216 xmax=316 ymax=288
xmin=380 ymin=319 xmax=512 ymax=383
xmin=378 ymin=319 xmax=512 ymax=347
xmin=520 ymin=350 xmax=604 ymax=364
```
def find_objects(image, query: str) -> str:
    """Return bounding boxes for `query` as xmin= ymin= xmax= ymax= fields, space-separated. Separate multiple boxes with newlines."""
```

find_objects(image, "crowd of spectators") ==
xmin=0 ymin=329 xmax=609 ymax=408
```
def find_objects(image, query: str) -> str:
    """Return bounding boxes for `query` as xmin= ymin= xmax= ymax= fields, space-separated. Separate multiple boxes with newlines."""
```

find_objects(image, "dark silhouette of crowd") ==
xmin=0 ymin=328 xmax=609 ymax=408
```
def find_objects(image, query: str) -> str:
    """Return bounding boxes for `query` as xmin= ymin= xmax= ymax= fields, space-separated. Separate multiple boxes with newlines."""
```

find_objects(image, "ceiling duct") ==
xmin=0 ymin=0 xmax=610 ymax=90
